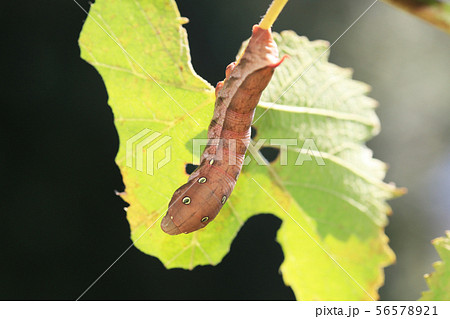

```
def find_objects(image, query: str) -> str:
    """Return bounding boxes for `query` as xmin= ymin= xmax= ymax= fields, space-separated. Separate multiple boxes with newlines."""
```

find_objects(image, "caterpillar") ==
xmin=161 ymin=25 xmax=284 ymax=235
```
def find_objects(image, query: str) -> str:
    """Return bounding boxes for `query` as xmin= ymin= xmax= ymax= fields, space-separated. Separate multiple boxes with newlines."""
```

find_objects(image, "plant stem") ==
xmin=259 ymin=0 xmax=289 ymax=30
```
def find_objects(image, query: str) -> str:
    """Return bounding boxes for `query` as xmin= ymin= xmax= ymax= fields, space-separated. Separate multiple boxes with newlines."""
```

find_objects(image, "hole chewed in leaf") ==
xmin=250 ymin=125 xmax=258 ymax=139
xmin=185 ymin=163 xmax=198 ymax=175
xmin=260 ymin=147 xmax=280 ymax=163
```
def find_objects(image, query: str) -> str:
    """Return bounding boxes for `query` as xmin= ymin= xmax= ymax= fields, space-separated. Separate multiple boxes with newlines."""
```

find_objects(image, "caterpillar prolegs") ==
xmin=161 ymin=25 xmax=284 ymax=235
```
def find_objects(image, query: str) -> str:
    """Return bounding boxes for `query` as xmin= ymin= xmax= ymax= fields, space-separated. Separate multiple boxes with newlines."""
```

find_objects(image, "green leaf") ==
xmin=79 ymin=0 xmax=402 ymax=300
xmin=420 ymin=231 xmax=450 ymax=300
xmin=382 ymin=0 xmax=450 ymax=34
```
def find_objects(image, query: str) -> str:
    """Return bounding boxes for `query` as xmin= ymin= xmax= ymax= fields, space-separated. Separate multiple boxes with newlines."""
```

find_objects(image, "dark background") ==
xmin=0 ymin=0 xmax=448 ymax=300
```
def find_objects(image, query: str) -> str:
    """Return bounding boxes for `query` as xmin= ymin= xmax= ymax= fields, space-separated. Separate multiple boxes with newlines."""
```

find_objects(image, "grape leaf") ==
xmin=420 ymin=231 xmax=450 ymax=300
xmin=79 ymin=0 xmax=402 ymax=300
xmin=382 ymin=0 xmax=450 ymax=34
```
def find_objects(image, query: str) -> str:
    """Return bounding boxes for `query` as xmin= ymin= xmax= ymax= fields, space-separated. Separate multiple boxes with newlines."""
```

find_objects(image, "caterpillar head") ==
xmin=161 ymin=173 xmax=225 ymax=235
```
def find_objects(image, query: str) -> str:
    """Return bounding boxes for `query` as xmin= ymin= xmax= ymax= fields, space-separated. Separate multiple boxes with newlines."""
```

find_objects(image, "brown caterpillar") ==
xmin=161 ymin=25 xmax=284 ymax=235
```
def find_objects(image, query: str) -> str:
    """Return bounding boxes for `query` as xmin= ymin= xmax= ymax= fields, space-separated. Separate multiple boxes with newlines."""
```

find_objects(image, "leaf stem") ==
xmin=259 ymin=0 xmax=289 ymax=30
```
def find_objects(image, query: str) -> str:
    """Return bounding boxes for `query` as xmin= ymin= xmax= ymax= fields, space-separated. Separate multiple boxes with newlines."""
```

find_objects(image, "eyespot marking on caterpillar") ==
xmin=198 ymin=177 xmax=207 ymax=184
xmin=182 ymin=197 xmax=191 ymax=205
xmin=201 ymin=216 xmax=209 ymax=223
xmin=209 ymin=159 xmax=214 ymax=165
xmin=221 ymin=195 xmax=227 ymax=204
